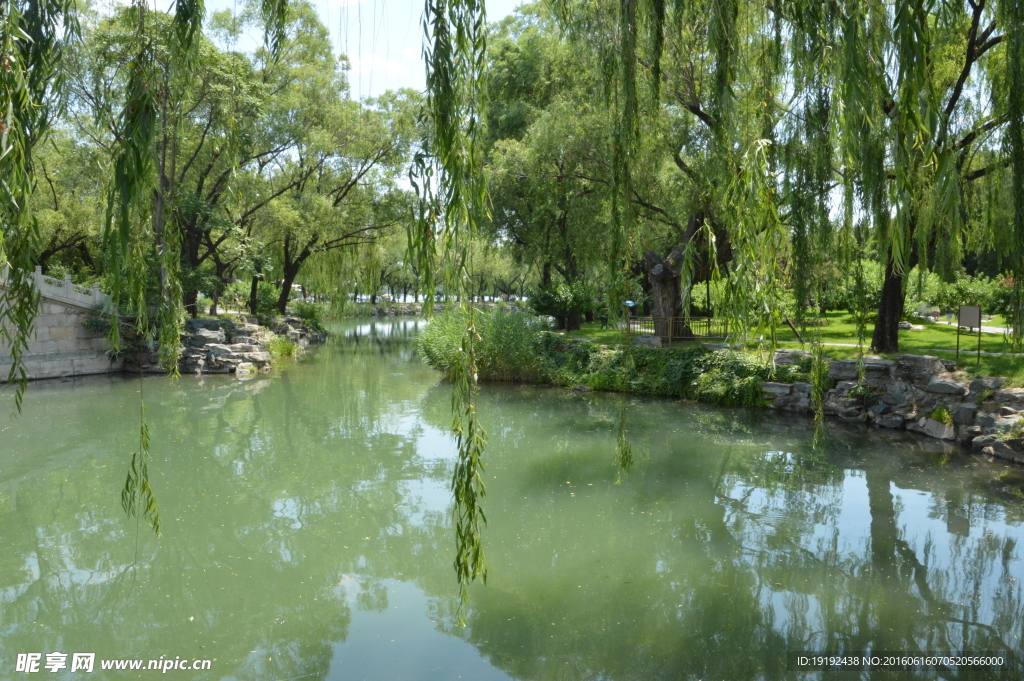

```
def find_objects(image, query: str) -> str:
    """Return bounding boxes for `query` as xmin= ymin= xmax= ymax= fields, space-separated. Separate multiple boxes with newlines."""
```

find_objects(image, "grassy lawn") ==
xmin=560 ymin=312 xmax=1024 ymax=383
xmin=769 ymin=312 xmax=1024 ymax=382
xmin=563 ymin=321 xmax=627 ymax=345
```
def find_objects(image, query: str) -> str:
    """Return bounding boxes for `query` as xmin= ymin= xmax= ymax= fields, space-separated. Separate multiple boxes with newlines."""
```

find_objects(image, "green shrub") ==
xmin=420 ymin=311 xmax=784 ymax=409
xmin=930 ymin=405 xmax=954 ymax=425
xmin=529 ymin=281 xmax=594 ymax=330
xmin=418 ymin=309 xmax=552 ymax=382
xmin=266 ymin=336 xmax=297 ymax=357
xmin=292 ymin=300 xmax=327 ymax=333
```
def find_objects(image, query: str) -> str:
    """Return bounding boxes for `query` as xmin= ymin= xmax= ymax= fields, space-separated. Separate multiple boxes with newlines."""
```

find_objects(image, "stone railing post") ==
xmin=63 ymin=273 xmax=73 ymax=289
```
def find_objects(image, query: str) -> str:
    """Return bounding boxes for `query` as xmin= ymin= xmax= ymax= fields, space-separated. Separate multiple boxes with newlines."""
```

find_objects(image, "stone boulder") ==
xmin=634 ymin=335 xmax=662 ymax=349
xmin=969 ymin=376 xmax=1007 ymax=396
xmin=896 ymin=354 xmax=947 ymax=387
xmin=189 ymin=327 xmax=225 ymax=347
xmin=994 ymin=414 xmax=1023 ymax=434
xmin=925 ymin=377 xmax=968 ymax=396
xmin=774 ymin=349 xmax=812 ymax=366
xmin=185 ymin=318 xmax=222 ymax=332
xmin=828 ymin=360 xmax=859 ymax=381
xmin=826 ymin=356 xmax=894 ymax=386
xmin=994 ymin=388 xmax=1024 ymax=408
xmin=952 ymin=403 xmax=978 ymax=425
xmin=971 ymin=434 xmax=998 ymax=450
xmin=908 ymin=417 xmax=957 ymax=440
xmin=863 ymin=357 xmax=896 ymax=383
xmin=875 ymin=413 xmax=905 ymax=429
xmin=762 ymin=382 xmax=792 ymax=397
xmin=986 ymin=439 xmax=1024 ymax=464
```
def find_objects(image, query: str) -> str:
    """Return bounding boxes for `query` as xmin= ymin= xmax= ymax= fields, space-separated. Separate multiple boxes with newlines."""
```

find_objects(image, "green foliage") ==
xmin=252 ymin=281 xmax=281 ymax=322
xmin=930 ymin=405 xmax=954 ymax=426
xmin=615 ymin=402 xmax=633 ymax=476
xmin=419 ymin=309 xmax=552 ymax=383
xmin=421 ymin=313 xmax=790 ymax=409
xmin=292 ymin=300 xmax=327 ymax=334
xmin=120 ymin=401 xmax=160 ymax=535
xmin=266 ymin=335 xmax=298 ymax=357
xmin=990 ymin=279 xmax=1019 ymax=317
xmin=903 ymin=269 xmax=1004 ymax=313
xmin=529 ymin=281 xmax=594 ymax=330
xmin=809 ymin=341 xmax=830 ymax=448
xmin=978 ymin=389 xmax=996 ymax=403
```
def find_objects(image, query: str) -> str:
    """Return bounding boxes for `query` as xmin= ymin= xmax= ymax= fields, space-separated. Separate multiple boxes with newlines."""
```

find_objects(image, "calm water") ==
xmin=2 ymin=320 xmax=1024 ymax=680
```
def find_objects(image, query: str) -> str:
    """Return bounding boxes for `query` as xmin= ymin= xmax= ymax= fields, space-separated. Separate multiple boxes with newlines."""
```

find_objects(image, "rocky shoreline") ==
xmin=127 ymin=316 xmax=326 ymax=377
xmin=761 ymin=348 xmax=1024 ymax=465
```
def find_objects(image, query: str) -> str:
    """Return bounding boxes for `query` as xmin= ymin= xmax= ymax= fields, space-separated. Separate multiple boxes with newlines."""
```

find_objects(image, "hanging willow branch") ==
xmin=0 ymin=0 xmax=78 ymax=410
xmin=412 ymin=0 xmax=490 ymax=611
xmin=105 ymin=0 xmax=291 ymax=535
xmin=1000 ymin=0 xmax=1024 ymax=343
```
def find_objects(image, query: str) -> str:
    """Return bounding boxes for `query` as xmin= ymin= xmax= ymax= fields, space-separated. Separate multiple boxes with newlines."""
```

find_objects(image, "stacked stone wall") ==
xmin=763 ymin=349 xmax=1024 ymax=466
xmin=0 ymin=301 xmax=122 ymax=381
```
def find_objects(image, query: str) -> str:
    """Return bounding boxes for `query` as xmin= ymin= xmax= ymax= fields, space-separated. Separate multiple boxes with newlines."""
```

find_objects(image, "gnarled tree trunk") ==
xmin=871 ymin=246 xmax=918 ymax=354
xmin=644 ymin=248 xmax=684 ymax=340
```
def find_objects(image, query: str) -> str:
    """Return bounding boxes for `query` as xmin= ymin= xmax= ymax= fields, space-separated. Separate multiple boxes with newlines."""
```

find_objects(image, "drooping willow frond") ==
xmin=999 ymin=0 xmax=1024 ymax=342
xmin=0 ymin=0 xmax=78 ymax=410
xmin=412 ymin=0 xmax=491 ymax=612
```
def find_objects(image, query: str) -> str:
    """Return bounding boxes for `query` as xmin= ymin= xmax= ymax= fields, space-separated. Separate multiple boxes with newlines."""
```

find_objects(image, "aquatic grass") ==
xmin=266 ymin=336 xmax=298 ymax=358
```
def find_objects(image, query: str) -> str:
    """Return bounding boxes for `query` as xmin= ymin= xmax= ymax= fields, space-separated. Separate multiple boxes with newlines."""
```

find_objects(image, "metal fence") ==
xmin=625 ymin=316 xmax=728 ymax=343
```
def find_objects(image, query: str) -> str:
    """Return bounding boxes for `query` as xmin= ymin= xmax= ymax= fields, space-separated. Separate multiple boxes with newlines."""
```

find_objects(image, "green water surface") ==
xmin=2 ymin=320 xmax=1023 ymax=680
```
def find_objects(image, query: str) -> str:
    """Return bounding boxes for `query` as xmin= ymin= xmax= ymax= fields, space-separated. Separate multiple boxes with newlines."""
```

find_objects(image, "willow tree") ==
xmin=540 ymin=0 xmax=1023 ymax=353
xmin=0 ymin=0 xmax=78 ymax=406
xmin=413 ymin=0 xmax=491 ymax=607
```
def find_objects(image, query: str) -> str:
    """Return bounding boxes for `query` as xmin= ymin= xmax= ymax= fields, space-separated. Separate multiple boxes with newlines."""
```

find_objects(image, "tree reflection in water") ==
xmin=0 ymin=320 xmax=1021 ymax=680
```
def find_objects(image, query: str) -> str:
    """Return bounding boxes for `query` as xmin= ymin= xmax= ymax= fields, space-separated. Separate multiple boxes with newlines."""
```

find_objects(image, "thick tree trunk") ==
xmin=277 ymin=270 xmax=298 ymax=314
xmin=644 ymin=248 xmax=684 ymax=339
xmin=248 ymin=263 xmax=263 ymax=316
xmin=184 ymin=289 xmax=199 ymax=319
xmin=871 ymin=258 xmax=906 ymax=354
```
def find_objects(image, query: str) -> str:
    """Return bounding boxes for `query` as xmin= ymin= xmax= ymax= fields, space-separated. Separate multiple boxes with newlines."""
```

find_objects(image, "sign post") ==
xmin=957 ymin=305 xmax=982 ymax=365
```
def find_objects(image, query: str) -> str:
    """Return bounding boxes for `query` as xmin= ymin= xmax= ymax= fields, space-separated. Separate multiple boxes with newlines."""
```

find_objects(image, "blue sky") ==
xmin=198 ymin=0 xmax=527 ymax=99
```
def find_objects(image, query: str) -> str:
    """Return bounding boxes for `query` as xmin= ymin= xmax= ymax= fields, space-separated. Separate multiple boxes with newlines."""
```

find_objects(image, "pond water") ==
xmin=2 ymin=319 xmax=1023 ymax=680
